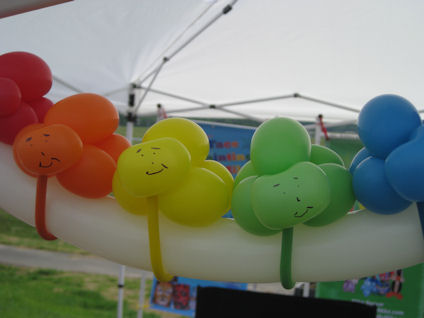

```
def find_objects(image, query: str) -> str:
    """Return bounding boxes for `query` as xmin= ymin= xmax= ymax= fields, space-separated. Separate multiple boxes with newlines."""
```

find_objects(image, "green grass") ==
xmin=0 ymin=209 xmax=87 ymax=254
xmin=115 ymin=125 xmax=148 ymax=144
xmin=0 ymin=264 xmax=177 ymax=318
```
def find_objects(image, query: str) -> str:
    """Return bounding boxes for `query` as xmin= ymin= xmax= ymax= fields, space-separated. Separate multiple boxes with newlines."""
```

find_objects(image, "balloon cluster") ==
xmin=114 ymin=118 xmax=233 ymax=281
xmin=114 ymin=118 xmax=233 ymax=226
xmin=14 ymin=93 xmax=129 ymax=198
xmin=351 ymin=94 xmax=424 ymax=214
xmin=13 ymin=93 xmax=129 ymax=240
xmin=0 ymin=52 xmax=53 ymax=144
xmin=232 ymin=117 xmax=355 ymax=234
xmin=231 ymin=117 xmax=355 ymax=289
xmin=44 ymin=93 xmax=129 ymax=198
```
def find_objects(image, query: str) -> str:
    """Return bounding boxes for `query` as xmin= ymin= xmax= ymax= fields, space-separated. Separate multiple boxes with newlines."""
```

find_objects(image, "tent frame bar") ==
xmin=134 ymin=85 xmax=360 ymax=123
xmin=135 ymin=0 xmax=238 ymax=87
xmin=53 ymin=75 xmax=83 ymax=93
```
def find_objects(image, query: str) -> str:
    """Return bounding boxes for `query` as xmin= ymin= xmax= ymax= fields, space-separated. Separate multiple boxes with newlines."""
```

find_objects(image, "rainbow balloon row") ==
xmin=1 ymin=52 xmax=423 ymax=288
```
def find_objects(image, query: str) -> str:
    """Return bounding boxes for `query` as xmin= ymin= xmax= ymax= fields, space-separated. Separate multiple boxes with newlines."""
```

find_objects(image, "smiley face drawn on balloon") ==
xmin=116 ymin=137 xmax=191 ymax=197
xmin=251 ymin=162 xmax=331 ymax=230
xmin=14 ymin=124 xmax=83 ymax=177
xmin=140 ymin=147 xmax=169 ymax=176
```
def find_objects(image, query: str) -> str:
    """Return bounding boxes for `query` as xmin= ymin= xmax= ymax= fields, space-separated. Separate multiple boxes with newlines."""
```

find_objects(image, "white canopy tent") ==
xmin=1 ymin=0 xmax=423 ymax=124
xmin=1 ymin=2 xmax=424 ymax=316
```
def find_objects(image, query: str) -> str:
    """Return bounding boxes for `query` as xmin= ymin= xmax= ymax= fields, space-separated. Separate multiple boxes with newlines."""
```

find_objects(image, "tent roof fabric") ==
xmin=1 ymin=0 xmax=423 ymax=123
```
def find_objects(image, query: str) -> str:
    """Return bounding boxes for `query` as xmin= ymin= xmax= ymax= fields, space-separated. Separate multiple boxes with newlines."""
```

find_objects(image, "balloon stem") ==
xmin=416 ymin=202 xmax=424 ymax=240
xmin=280 ymin=227 xmax=295 ymax=289
xmin=35 ymin=175 xmax=57 ymax=241
xmin=147 ymin=196 xmax=173 ymax=282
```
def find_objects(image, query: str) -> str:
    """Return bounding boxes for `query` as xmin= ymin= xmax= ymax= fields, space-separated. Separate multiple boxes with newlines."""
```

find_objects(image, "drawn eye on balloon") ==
xmin=14 ymin=124 xmax=83 ymax=240
xmin=231 ymin=117 xmax=355 ymax=289
xmin=113 ymin=118 xmax=234 ymax=282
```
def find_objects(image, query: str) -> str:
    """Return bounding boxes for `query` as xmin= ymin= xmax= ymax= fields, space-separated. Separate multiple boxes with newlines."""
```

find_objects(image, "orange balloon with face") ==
xmin=13 ymin=124 xmax=83 ymax=240
xmin=14 ymin=124 xmax=83 ymax=176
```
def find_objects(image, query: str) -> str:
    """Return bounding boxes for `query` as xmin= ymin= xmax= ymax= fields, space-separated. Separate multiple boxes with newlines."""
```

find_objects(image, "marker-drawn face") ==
xmin=117 ymin=137 xmax=191 ymax=197
xmin=13 ymin=124 xmax=83 ymax=176
xmin=252 ymin=162 xmax=331 ymax=230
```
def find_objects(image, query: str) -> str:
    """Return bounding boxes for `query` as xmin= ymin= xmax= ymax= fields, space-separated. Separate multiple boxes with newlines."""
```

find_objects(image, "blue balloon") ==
xmin=349 ymin=147 xmax=371 ymax=174
xmin=409 ymin=125 xmax=424 ymax=140
xmin=353 ymin=157 xmax=411 ymax=214
xmin=385 ymin=130 xmax=424 ymax=201
xmin=358 ymin=95 xmax=421 ymax=159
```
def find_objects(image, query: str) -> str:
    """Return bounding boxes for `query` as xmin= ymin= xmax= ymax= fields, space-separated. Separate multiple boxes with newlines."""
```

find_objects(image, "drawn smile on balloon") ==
xmin=146 ymin=163 xmax=168 ymax=175
xmin=38 ymin=157 xmax=61 ymax=168
xmin=294 ymin=206 xmax=313 ymax=218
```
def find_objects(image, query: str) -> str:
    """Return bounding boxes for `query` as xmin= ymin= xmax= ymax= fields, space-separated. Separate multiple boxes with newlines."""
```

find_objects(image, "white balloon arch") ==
xmin=1 ymin=142 xmax=422 ymax=283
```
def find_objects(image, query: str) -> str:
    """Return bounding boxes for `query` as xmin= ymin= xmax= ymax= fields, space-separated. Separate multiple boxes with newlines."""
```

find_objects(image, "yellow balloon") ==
xmin=117 ymin=137 xmax=191 ymax=197
xmin=158 ymin=167 xmax=230 ymax=226
xmin=112 ymin=172 xmax=148 ymax=215
xmin=142 ymin=118 xmax=209 ymax=165
xmin=201 ymin=160 xmax=234 ymax=209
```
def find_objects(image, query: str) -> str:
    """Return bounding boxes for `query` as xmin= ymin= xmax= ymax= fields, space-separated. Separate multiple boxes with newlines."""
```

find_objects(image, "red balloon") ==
xmin=0 ymin=102 xmax=38 ymax=145
xmin=28 ymin=97 xmax=53 ymax=122
xmin=0 ymin=52 xmax=52 ymax=102
xmin=57 ymin=145 xmax=116 ymax=198
xmin=0 ymin=77 xmax=21 ymax=117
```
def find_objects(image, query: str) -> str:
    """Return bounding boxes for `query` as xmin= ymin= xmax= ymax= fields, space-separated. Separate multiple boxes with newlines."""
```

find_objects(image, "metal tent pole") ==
xmin=136 ymin=272 xmax=147 ymax=318
xmin=117 ymin=265 xmax=126 ymax=318
xmin=53 ymin=75 xmax=83 ymax=94
xmin=296 ymin=94 xmax=360 ymax=114
xmin=215 ymin=94 xmax=296 ymax=108
xmin=117 ymin=84 xmax=137 ymax=318
xmin=130 ymin=1 xmax=238 ymax=117
xmin=135 ymin=0 xmax=238 ymax=86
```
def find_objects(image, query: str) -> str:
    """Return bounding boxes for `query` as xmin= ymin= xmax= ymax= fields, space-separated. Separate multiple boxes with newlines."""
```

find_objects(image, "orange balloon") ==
xmin=57 ymin=145 xmax=116 ymax=198
xmin=44 ymin=93 xmax=119 ymax=144
xmin=13 ymin=123 xmax=47 ymax=177
xmin=13 ymin=124 xmax=83 ymax=177
xmin=95 ymin=134 xmax=131 ymax=163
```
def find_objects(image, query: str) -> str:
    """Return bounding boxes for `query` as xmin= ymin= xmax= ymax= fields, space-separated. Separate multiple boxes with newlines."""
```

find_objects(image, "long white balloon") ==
xmin=0 ymin=142 xmax=423 ymax=283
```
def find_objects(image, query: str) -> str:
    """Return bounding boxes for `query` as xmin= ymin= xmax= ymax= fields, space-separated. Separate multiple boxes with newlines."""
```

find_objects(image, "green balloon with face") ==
xmin=232 ymin=176 xmax=280 ymax=236
xmin=251 ymin=162 xmax=331 ymax=230
xmin=250 ymin=118 xmax=311 ymax=175
xmin=304 ymin=163 xmax=355 ymax=227
xmin=310 ymin=144 xmax=344 ymax=166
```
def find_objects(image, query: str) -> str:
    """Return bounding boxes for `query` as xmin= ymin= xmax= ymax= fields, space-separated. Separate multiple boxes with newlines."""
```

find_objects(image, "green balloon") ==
xmin=305 ymin=163 xmax=355 ymax=227
xmin=310 ymin=144 xmax=344 ymax=166
xmin=232 ymin=176 xmax=279 ymax=236
xmin=252 ymin=162 xmax=331 ymax=230
xmin=234 ymin=161 xmax=257 ymax=187
xmin=251 ymin=118 xmax=311 ymax=175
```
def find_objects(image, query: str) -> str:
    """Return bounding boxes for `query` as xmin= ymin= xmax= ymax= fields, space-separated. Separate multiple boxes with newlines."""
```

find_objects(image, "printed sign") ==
xmin=150 ymin=276 xmax=247 ymax=317
xmin=316 ymin=264 xmax=424 ymax=318
xmin=196 ymin=121 xmax=255 ymax=177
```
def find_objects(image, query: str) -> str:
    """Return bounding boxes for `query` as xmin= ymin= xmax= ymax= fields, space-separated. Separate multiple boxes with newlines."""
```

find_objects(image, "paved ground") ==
xmin=0 ymin=244 xmax=294 ymax=295
xmin=0 ymin=243 xmax=152 ymax=278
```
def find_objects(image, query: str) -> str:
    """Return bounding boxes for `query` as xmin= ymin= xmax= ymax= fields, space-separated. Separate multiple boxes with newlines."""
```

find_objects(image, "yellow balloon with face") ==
xmin=116 ymin=137 xmax=191 ymax=198
xmin=159 ymin=167 xmax=231 ymax=226
xmin=142 ymin=118 xmax=209 ymax=166
xmin=112 ymin=172 xmax=148 ymax=215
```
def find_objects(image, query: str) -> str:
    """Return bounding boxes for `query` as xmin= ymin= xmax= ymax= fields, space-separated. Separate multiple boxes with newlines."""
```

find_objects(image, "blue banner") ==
xmin=197 ymin=121 xmax=255 ymax=177
xmin=149 ymin=276 xmax=247 ymax=317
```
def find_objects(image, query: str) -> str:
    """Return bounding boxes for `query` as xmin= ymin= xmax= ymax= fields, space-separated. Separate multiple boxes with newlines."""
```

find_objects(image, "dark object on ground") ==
xmin=195 ymin=287 xmax=376 ymax=318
